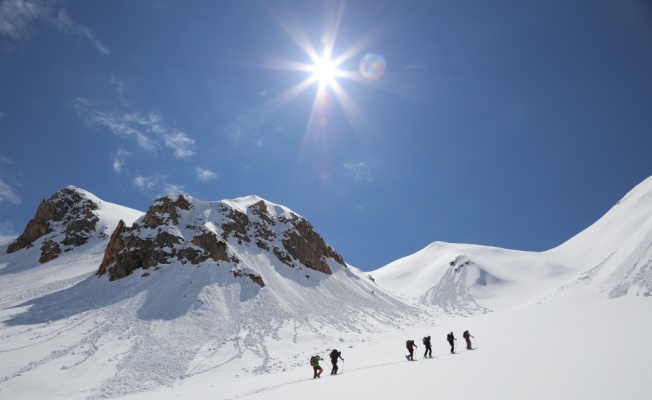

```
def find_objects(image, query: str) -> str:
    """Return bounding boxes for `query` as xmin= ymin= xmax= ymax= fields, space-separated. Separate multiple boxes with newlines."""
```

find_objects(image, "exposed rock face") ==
xmin=96 ymin=220 xmax=128 ymax=277
xmin=279 ymin=216 xmax=345 ymax=275
xmin=97 ymin=195 xmax=347 ymax=284
xmin=98 ymin=195 xmax=233 ymax=281
xmin=7 ymin=186 xmax=100 ymax=263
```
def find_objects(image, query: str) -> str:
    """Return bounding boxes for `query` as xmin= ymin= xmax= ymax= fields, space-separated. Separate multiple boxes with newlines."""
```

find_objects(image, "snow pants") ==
xmin=331 ymin=359 xmax=339 ymax=374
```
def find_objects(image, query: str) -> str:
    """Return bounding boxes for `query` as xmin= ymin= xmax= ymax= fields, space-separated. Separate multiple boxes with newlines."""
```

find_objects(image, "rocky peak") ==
xmin=142 ymin=194 xmax=192 ymax=227
xmin=7 ymin=186 xmax=101 ymax=263
xmin=97 ymin=195 xmax=347 ymax=284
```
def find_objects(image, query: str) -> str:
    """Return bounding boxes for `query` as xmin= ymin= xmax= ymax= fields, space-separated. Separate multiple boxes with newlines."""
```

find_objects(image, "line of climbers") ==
xmin=309 ymin=330 xmax=476 ymax=377
xmin=406 ymin=329 xmax=474 ymax=361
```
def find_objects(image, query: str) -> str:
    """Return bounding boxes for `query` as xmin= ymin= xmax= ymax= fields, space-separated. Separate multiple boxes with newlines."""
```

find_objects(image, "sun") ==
xmin=259 ymin=1 xmax=388 ymax=143
xmin=309 ymin=52 xmax=339 ymax=88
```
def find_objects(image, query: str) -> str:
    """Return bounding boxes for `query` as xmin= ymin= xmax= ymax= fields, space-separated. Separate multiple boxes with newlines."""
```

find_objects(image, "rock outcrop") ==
xmin=96 ymin=194 xmax=347 ymax=284
xmin=7 ymin=186 xmax=101 ymax=263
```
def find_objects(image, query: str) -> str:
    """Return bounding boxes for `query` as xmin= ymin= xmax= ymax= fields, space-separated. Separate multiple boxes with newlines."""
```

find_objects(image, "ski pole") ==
xmin=341 ymin=360 xmax=344 ymax=373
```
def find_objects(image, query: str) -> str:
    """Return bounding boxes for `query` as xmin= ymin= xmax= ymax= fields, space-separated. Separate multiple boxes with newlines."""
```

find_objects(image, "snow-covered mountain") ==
xmin=1 ymin=178 xmax=651 ymax=400
xmin=6 ymin=185 xmax=143 ymax=264
xmin=0 ymin=186 xmax=143 ymax=309
xmin=0 ymin=186 xmax=413 ymax=398
xmin=370 ymin=176 xmax=652 ymax=314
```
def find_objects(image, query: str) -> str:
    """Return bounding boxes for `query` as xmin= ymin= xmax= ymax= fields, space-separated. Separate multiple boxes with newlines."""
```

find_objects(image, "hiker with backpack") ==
xmin=329 ymin=349 xmax=344 ymax=375
xmin=406 ymin=339 xmax=418 ymax=361
xmin=310 ymin=355 xmax=324 ymax=379
xmin=446 ymin=332 xmax=457 ymax=354
xmin=463 ymin=330 xmax=474 ymax=350
xmin=422 ymin=336 xmax=432 ymax=358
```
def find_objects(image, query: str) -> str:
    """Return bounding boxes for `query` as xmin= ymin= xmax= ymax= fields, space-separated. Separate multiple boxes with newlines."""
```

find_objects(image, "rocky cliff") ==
xmin=7 ymin=186 xmax=102 ymax=263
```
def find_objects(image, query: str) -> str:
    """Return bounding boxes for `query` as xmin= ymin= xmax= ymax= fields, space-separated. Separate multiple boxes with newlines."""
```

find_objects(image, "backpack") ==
xmin=406 ymin=340 xmax=414 ymax=347
xmin=423 ymin=337 xmax=428 ymax=345
xmin=309 ymin=356 xmax=317 ymax=366
xmin=330 ymin=349 xmax=339 ymax=358
xmin=463 ymin=330 xmax=469 ymax=339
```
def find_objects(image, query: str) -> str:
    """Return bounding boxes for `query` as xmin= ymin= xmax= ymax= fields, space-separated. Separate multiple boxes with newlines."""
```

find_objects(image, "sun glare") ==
xmin=261 ymin=1 xmax=390 ymax=150
xmin=310 ymin=54 xmax=338 ymax=87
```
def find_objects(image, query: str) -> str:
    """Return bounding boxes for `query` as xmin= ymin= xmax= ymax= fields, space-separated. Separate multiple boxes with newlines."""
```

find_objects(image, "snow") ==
xmin=70 ymin=185 xmax=144 ymax=237
xmin=225 ymin=195 xmax=298 ymax=220
xmin=1 ymin=178 xmax=651 ymax=399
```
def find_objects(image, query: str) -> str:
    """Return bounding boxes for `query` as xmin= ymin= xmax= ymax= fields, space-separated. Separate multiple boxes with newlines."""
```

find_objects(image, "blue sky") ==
xmin=1 ymin=0 xmax=651 ymax=271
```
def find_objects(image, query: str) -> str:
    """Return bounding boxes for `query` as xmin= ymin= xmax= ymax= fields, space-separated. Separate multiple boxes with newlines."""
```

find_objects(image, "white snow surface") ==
xmin=1 ymin=179 xmax=651 ymax=400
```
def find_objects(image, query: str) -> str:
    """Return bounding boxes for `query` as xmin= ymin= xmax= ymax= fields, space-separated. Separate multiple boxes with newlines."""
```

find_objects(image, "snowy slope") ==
xmin=546 ymin=175 xmax=652 ymax=268
xmin=370 ymin=175 xmax=652 ymax=312
xmin=544 ymin=176 xmax=652 ymax=299
xmin=185 ymin=296 xmax=649 ymax=400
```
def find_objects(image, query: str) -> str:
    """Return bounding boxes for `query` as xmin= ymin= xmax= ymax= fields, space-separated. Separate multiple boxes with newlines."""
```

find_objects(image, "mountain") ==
xmin=0 ymin=187 xmax=413 ymax=398
xmin=6 ymin=185 xmax=143 ymax=264
xmin=0 ymin=186 xmax=143 ymax=309
xmin=369 ymin=175 xmax=652 ymax=313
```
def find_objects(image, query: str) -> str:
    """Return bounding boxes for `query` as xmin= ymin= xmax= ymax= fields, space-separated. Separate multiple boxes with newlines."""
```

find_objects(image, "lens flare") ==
xmin=359 ymin=53 xmax=386 ymax=79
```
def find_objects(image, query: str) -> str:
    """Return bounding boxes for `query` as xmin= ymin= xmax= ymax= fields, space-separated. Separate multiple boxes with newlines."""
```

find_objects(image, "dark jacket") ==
xmin=330 ymin=350 xmax=343 ymax=362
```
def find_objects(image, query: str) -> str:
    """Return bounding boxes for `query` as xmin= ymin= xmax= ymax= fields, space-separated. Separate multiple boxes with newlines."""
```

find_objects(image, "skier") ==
xmin=329 ymin=349 xmax=344 ymax=375
xmin=463 ymin=330 xmax=474 ymax=350
xmin=310 ymin=355 xmax=324 ymax=379
xmin=422 ymin=336 xmax=432 ymax=358
xmin=446 ymin=332 xmax=457 ymax=354
xmin=406 ymin=339 xmax=418 ymax=361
